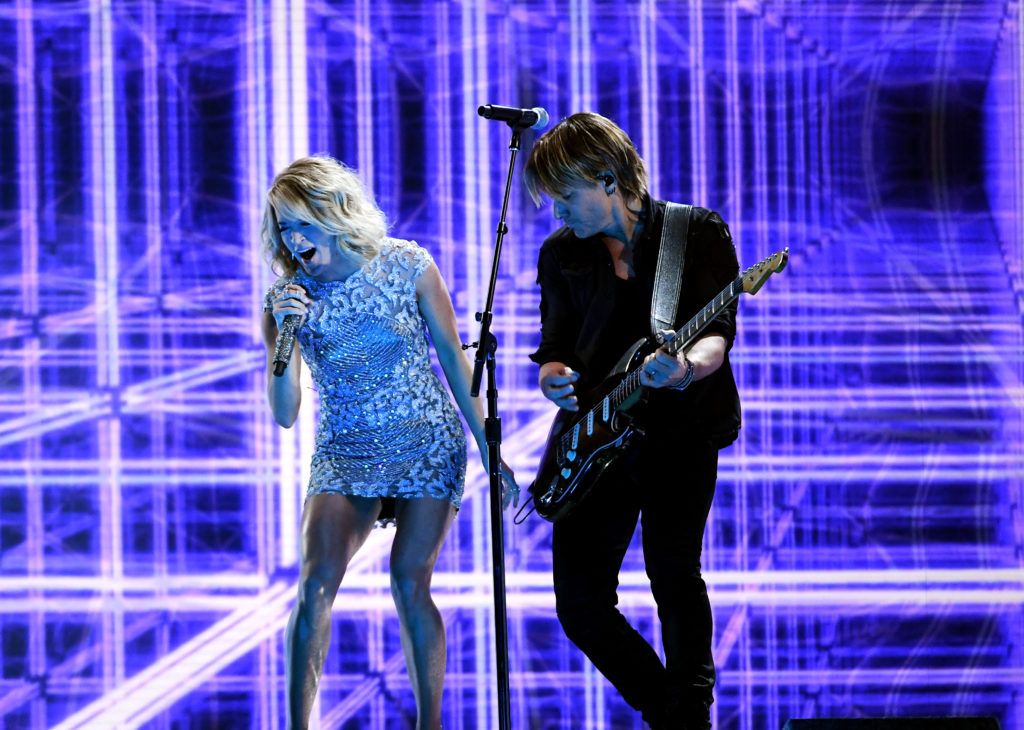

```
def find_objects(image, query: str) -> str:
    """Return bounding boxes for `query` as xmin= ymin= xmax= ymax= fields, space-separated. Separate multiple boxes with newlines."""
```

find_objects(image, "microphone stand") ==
xmin=466 ymin=122 xmax=525 ymax=730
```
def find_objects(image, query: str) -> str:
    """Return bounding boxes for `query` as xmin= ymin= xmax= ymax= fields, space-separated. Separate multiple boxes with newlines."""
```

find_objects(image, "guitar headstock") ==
xmin=741 ymin=248 xmax=789 ymax=295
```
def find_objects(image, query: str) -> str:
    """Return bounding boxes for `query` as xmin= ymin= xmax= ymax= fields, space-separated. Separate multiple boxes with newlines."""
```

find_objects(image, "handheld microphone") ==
xmin=477 ymin=104 xmax=550 ymax=130
xmin=272 ymin=314 xmax=301 ymax=377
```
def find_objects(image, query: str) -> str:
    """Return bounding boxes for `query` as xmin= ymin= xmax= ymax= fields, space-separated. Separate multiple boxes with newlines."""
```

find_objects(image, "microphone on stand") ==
xmin=477 ymin=104 xmax=550 ymax=130
xmin=272 ymin=314 xmax=301 ymax=376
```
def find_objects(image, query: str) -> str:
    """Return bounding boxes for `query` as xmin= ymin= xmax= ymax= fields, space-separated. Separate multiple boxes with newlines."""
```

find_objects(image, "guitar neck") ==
xmin=560 ymin=246 xmax=787 ymax=456
xmin=602 ymin=275 xmax=743 ymax=414
xmin=665 ymin=276 xmax=743 ymax=356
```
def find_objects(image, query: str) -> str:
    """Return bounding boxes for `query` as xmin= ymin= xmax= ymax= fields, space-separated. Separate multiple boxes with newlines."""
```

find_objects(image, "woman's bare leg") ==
xmin=286 ymin=493 xmax=380 ymax=729
xmin=390 ymin=497 xmax=456 ymax=730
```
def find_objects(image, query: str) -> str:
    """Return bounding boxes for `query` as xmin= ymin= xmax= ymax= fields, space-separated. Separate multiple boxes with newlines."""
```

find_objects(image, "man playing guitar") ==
xmin=526 ymin=112 xmax=741 ymax=730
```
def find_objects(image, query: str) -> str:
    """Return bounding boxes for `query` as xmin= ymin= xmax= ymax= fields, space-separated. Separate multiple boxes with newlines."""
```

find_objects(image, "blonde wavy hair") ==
xmin=261 ymin=155 xmax=388 ymax=277
xmin=524 ymin=112 xmax=648 ymax=206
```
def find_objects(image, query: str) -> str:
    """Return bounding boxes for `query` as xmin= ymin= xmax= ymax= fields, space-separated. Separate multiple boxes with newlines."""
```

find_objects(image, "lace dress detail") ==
xmin=264 ymin=238 xmax=467 ymax=524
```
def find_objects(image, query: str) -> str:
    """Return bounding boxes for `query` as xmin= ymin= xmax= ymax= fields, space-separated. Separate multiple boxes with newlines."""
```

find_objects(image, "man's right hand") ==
xmin=539 ymin=362 xmax=580 ymax=412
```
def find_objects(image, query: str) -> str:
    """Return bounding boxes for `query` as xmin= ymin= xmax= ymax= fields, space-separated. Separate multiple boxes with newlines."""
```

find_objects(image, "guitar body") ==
xmin=530 ymin=338 xmax=652 ymax=522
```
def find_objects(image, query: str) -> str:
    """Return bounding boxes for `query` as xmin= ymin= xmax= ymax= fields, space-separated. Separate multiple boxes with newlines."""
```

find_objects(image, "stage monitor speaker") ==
xmin=783 ymin=719 xmax=1000 ymax=730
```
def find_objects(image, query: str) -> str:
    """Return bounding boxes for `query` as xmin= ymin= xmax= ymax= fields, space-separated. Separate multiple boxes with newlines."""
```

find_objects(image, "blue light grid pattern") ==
xmin=0 ymin=1 xmax=1021 ymax=728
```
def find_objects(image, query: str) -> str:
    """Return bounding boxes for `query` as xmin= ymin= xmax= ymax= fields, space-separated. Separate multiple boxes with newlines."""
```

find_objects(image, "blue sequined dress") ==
xmin=264 ymin=238 xmax=467 ymax=523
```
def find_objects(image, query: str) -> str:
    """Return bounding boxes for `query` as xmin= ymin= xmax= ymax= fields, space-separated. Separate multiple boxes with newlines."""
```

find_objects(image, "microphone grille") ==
xmin=531 ymin=107 xmax=550 ymax=131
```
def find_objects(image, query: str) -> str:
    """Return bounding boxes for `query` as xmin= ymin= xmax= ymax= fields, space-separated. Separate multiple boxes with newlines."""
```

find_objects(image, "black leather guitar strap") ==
xmin=650 ymin=202 xmax=692 ymax=335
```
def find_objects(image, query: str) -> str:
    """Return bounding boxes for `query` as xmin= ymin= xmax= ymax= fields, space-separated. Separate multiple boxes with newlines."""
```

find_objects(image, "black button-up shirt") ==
xmin=530 ymin=197 xmax=742 ymax=446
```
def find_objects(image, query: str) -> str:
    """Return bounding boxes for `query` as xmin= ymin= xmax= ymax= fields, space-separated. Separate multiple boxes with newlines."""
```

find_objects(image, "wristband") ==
xmin=669 ymin=356 xmax=695 ymax=391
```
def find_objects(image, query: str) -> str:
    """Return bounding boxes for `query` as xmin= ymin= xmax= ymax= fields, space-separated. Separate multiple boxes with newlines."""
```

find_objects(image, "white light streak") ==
xmin=0 ymin=574 xmax=269 ymax=593
xmin=50 ymin=583 xmax=295 ymax=730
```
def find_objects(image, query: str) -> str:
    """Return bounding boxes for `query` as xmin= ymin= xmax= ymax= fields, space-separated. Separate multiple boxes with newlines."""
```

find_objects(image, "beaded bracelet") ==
xmin=668 ymin=356 xmax=695 ymax=391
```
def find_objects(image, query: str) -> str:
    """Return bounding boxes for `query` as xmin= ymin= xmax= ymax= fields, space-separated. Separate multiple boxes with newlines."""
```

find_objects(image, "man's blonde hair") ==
xmin=261 ymin=155 xmax=388 ymax=277
xmin=524 ymin=112 xmax=649 ymax=205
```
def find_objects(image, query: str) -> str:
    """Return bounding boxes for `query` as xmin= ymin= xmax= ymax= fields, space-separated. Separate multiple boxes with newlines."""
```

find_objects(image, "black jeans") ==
xmin=552 ymin=435 xmax=719 ymax=728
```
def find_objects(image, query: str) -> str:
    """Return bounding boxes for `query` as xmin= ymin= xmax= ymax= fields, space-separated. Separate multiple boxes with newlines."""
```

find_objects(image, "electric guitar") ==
xmin=529 ymin=248 xmax=789 ymax=522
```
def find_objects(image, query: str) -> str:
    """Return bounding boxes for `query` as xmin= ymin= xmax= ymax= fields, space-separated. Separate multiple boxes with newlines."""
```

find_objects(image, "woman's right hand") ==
xmin=271 ymin=284 xmax=312 ymax=330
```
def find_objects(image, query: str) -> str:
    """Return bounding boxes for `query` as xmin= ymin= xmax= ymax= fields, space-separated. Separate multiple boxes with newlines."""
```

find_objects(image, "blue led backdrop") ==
xmin=0 ymin=1 xmax=1022 ymax=728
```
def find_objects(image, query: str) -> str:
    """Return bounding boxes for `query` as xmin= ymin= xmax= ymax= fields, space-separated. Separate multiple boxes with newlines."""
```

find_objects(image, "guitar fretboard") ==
xmin=665 ymin=277 xmax=743 ymax=356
